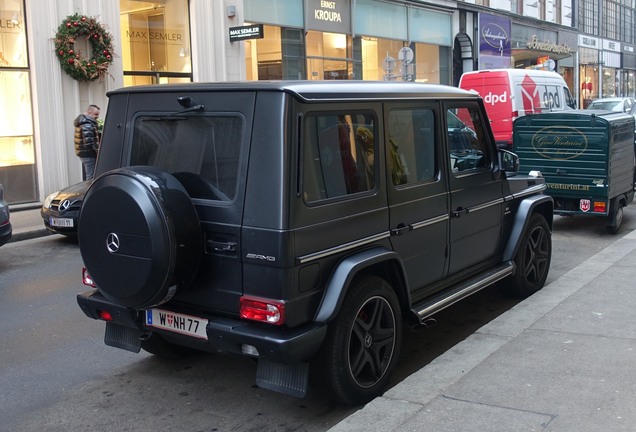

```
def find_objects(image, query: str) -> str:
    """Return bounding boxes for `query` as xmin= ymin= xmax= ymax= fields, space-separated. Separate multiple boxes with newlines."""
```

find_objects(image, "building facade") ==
xmin=1 ymin=0 xmax=636 ymax=205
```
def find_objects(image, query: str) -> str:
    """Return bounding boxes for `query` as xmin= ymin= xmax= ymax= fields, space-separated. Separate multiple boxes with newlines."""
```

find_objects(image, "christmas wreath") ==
xmin=54 ymin=13 xmax=114 ymax=82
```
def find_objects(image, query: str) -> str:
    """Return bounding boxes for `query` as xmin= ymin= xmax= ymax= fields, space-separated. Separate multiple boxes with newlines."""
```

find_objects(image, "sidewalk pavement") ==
xmin=7 ymin=204 xmax=51 ymax=243
xmin=329 ymin=230 xmax=636 ymax=431
xmin=8 ymin=206 xmax=636 ymax=431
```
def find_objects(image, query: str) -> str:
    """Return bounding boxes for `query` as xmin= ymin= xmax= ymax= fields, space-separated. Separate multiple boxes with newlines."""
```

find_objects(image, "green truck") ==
xmin=513 ymin=110 xmax=635 ymax=233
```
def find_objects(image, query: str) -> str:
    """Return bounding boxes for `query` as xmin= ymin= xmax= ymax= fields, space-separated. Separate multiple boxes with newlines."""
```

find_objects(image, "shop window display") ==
xmin=0 ymin=0 xmax=37 ymax=203
xmin=306 ymin=31 xmax=355 ymax=80
xmin=120 ymin=0 xmax=192 ymax=85
xmin=245 ymin=25 xmax=305 ymax=80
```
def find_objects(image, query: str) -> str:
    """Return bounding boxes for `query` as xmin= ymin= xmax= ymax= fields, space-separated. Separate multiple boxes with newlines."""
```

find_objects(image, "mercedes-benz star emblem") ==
xmin=59 ymin=199 xmax=71 ymax=211
xmin=106 ymin=233 xmax=120 ymax=253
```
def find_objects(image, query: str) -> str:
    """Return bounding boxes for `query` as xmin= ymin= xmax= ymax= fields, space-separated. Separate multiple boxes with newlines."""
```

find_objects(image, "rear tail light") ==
xmin=240 ymin=296 xmax=285 ymax=325
xmin=593 ymin=201 xmax=607 ymax=213
xmin=511 ymin=110 xmax=519 ymax=120
xmin=82 ymin=267 xmax=96 ymax=287
xmin=98 ymin=310 xmax=113 ymax=321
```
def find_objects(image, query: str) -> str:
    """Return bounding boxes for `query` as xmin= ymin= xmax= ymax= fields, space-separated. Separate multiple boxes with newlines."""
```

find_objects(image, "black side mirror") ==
xmin=499 ymin=149 xmax=519 ymax=176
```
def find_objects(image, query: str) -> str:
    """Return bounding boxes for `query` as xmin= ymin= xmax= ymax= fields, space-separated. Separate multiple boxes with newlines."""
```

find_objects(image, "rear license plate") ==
xmin=50 ymin=217 xmax=74 ymax=227
xmin=145 ymin=308 xmax=208 ymax=340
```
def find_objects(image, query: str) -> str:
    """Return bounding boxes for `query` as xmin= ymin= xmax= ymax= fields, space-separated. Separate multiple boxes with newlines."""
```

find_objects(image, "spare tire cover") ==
xmin=78 ymin=166 xmax=202 ymax=308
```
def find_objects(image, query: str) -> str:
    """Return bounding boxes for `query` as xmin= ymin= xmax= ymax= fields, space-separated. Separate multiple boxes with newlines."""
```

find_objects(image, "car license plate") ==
xmin=145 ymin=308 xmax=208 ymax=340
xmin=50 ymin=217 xmax=74 ymax=227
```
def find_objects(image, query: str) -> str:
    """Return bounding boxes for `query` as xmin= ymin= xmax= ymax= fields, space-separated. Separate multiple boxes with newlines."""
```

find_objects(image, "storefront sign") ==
xmin=526 ymin=35 xmax=571 ymax=54
xmin=305 ymin=0 xmax=351 ymax=33
xmin=229 ymin=24 xmax=263 ymax=42
xmin=579 ymin=35 xmax=600 ymax=49
xmin=0 ymin=19 xmax=21 ymax=30
xmin=125 ymin=28 xmax=184 ymax=44
xmin=478 ymin=13 xmax=511 ymax=69
xmin=623 ymin=44 xmax=636 ymax=69
xmin=603 ymin=39 xmax=621 ymax=52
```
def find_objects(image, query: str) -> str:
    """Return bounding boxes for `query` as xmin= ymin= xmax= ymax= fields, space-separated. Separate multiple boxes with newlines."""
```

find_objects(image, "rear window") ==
xmin=130 ymin=115 xmax=243 ymax=201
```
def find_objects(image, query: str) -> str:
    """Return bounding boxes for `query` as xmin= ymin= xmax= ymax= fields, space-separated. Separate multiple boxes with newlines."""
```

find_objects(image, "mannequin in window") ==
xmin=581 ymin=77 xmax=593 ymax=108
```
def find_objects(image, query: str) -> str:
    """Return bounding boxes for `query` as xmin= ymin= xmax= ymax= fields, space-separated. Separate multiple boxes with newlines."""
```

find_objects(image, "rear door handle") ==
xmin=451 ymin=207 xmax=469 ymax=218
xmin=391 ymin=223 xmax=411 ymax=236
xmin=206 ymin=240 xmax=237 ymax=253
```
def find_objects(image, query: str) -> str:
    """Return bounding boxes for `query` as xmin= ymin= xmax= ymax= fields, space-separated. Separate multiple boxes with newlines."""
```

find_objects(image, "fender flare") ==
xmin=314 ymin=246 xmax=407 ymax=323
xmin=503 ymin=194 xmax=554 ymax=262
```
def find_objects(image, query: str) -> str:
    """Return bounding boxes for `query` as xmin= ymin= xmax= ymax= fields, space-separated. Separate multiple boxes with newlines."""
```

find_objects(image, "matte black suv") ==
xmin=76 ymin=81 xmax=553 ymax=405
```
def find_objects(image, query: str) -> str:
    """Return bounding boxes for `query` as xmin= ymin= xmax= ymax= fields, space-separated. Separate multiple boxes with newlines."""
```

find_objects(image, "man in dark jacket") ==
xmin=74 ymin=104 xmax=100 ymax=181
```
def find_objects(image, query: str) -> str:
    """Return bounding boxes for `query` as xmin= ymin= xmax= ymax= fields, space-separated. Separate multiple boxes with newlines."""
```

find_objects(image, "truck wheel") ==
xmin=507 ymin=213 xmax=551 ymax=298
xmin=78 ymin=167 xmax=202 ymax=308
xmin=606 ymin=200 xmax=623 ymax=234
xmin=312 ymin=276 xmax=402 ymax=405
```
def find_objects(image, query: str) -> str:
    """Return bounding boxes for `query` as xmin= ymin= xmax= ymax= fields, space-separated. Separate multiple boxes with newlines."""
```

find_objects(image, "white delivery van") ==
xmin=459 ymin=69 xmax=576 ymax=148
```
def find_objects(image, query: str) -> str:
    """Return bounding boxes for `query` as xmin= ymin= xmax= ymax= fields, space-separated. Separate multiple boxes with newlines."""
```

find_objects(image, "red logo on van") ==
xmin=580 ymin=199 xmax=591 ymax=212
xmin=520 ymin=75 xmax=540 ymax=114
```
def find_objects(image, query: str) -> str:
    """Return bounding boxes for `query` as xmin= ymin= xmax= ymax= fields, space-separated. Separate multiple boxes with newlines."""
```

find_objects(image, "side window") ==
xmin=447 ymin=105 xmax=490 ymax=174
xmin=387 ymin=108 xmax=436 ymax=185
xmin=564 ymin=86 xmax=577 ymax=108
xmin=303 ymin=112 xmax=376 ymax=203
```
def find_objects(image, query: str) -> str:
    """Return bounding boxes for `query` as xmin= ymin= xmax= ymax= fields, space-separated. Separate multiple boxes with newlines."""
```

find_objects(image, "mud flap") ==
xmin=256 ymin=359 xmax=309 ymax=398
xmin=104 ymin=322 xmax=142 ymax=353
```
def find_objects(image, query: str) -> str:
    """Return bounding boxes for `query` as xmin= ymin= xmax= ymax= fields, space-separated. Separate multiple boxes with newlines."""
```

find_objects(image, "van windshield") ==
xmin=130 ymin=115 xmax=243 ymax=201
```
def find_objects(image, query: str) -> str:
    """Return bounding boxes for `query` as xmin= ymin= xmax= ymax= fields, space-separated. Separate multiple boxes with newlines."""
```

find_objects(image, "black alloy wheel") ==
xmin=507 ymin=213 xmax=552 ymax=298
xmin=312 ymin=275 xmax=402 ymax=405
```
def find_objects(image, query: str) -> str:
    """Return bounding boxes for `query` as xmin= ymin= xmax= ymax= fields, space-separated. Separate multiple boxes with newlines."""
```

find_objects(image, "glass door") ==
xmin=306 ymin=31 xmax=357 ymax=80
xmin=120 ymin=0 xmax=192 ymax=86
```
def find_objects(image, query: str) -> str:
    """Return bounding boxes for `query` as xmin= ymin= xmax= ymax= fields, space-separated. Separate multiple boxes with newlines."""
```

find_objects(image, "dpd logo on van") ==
xmin=520 ymin=75 xmax=540 ymax=113
xmin=542 ymin=85 xmax=562 ymax=109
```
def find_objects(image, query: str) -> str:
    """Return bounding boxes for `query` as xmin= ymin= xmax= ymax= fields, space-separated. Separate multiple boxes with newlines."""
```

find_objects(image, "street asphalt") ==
xmin=8 ymin=206 xmax=636 ymax=431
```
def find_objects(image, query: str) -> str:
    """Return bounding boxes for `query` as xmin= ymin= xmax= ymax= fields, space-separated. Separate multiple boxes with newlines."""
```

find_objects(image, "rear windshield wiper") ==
xmin=156 ymin=104 xmax=205 ymax=120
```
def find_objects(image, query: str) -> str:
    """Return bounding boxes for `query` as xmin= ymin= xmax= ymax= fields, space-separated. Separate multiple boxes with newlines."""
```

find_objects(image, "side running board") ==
xmin=411 ymin=262 xmax=515 ymax=324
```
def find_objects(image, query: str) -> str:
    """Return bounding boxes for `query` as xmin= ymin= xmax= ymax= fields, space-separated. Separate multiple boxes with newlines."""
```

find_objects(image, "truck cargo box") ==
xmin=513 ymin=110 xmax=635 ymax=233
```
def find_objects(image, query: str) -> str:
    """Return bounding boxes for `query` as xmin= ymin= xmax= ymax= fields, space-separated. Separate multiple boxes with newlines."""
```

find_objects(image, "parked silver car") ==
xmin=40 ymin=180 xmax=90 ymax=236
xmin=586 ymin=97 xmax=635 ymax=115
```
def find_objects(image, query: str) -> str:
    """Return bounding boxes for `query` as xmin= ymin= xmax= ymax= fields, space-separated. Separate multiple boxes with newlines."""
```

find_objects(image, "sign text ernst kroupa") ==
xmin=315 ymin=0 xmax=342 ymax=22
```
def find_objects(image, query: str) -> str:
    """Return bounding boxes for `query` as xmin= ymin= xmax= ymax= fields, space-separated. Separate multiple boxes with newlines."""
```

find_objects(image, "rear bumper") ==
xmin=77 ymin=289 xmax=327 ymax=363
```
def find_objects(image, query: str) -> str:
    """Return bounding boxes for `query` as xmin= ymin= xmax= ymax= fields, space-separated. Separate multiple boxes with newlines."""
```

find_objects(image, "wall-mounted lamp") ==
xmin=227 ymin=5 xmax=236 ymax=18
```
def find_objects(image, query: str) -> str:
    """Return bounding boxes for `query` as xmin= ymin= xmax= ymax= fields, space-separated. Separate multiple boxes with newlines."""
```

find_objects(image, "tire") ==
xmin=606 ymin=200 xmax=624 ymax=234
xmin=312 ymin=276 xmax=402 ymax=405
xmin=141 ymin=332 xmax=200 ymax=359
xmin=506 ymin=213 xmax=552 ymax=298
xmin=78 ymin=167 xmax=202 ymax=308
